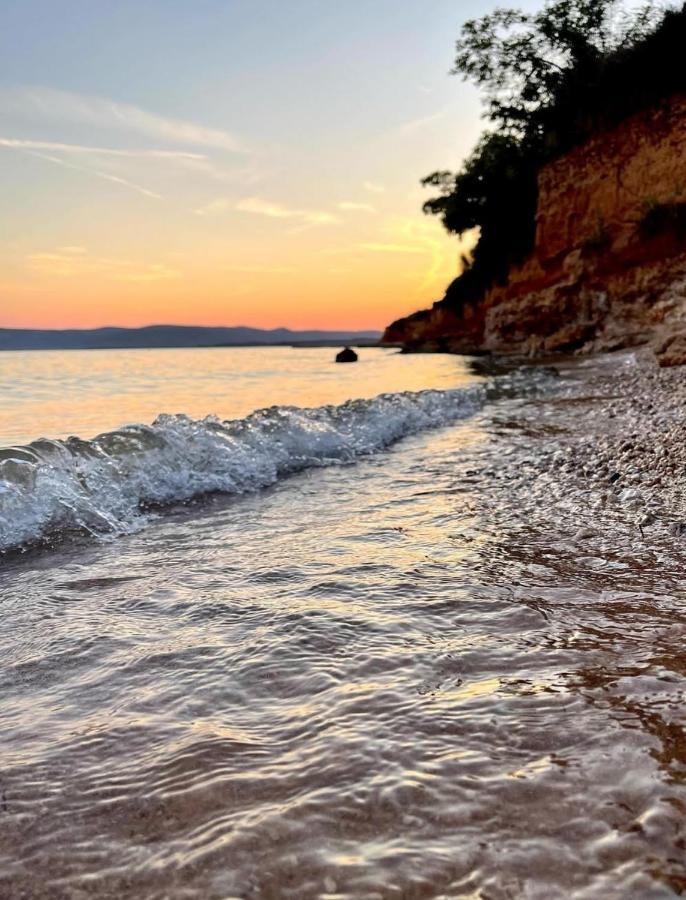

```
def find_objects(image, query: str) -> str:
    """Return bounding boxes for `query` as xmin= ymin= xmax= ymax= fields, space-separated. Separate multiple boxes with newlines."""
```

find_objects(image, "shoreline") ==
xmin=3 ymin=349 xmax=686 ymax=896
xmin=476 ymin=349 xmax=686 ymax=544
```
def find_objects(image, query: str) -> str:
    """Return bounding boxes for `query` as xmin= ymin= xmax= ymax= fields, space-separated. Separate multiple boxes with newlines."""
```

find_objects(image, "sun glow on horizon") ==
xmin=0 ymin=1 xmax=490 ymax=331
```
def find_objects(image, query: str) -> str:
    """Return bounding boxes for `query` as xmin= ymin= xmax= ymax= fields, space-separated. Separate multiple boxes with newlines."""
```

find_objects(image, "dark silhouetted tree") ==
xmin=421 ymin=0 xmax=679 ymax=312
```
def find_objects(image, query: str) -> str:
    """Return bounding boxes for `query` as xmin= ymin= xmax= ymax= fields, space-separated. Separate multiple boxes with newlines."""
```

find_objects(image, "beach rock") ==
xmin=335 ymin=346 xmax=358 ymax=363
xmin=619 ymin=488 xmax=643 ymax=508
xmin=653 ymin=330 xmax=686 ymax=367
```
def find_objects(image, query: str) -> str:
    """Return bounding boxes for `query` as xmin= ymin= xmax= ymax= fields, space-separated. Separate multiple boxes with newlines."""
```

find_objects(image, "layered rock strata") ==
xmin=384 ymin=96 xmax=686 ymax=357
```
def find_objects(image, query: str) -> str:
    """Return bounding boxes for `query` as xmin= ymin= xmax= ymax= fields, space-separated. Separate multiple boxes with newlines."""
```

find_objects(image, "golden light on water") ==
xmin=0 ymin=346 xmax=480 ymax=445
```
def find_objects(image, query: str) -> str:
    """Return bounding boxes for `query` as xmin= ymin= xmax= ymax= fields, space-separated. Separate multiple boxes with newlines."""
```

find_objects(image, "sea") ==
xmin=1 ymin=346 xmax=685 ymax=899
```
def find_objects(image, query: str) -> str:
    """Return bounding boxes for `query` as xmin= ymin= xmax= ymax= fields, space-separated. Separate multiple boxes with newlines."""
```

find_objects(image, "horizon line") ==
xmin=0 ymin=323 xmax=383 ymax=333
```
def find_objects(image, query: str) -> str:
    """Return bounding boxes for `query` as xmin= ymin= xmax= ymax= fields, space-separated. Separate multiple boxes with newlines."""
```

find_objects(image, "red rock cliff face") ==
xmin=383 ymin=96 xmax=686 ymax=354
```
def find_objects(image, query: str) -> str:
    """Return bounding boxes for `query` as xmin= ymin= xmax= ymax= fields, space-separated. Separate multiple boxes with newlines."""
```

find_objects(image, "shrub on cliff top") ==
xmin=423 ymin=0 xmax=684 ymax=314
xmin=452 ymin=0 xmax=666 ymax=142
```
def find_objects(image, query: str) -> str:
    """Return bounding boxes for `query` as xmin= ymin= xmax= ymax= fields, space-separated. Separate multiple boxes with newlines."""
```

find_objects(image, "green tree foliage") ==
xmin=423 ymin=0 xmax=682 ymax=312
xmin=422 ymin=133 xmax=538 ymax=297
xmin=453 ymin=0 xmax=662 ymax=139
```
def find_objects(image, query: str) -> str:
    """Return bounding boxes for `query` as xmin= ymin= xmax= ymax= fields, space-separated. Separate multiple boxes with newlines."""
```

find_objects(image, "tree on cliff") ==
xmin=422 ymin=0 xmax=678 ymax=309
xmin=422 ymin=134 xmax=538 ymax=289
xmin=452 ymin=0 xmax=663 ymax=139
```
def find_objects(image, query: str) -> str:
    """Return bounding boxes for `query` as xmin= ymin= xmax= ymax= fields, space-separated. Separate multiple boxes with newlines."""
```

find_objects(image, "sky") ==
xmin=0 ymin=0 xmax=539 ymax=331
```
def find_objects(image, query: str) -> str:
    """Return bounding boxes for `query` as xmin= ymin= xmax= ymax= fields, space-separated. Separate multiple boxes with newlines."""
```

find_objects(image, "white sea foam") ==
xmin=0 ymin=386 xmax=491 ymax=552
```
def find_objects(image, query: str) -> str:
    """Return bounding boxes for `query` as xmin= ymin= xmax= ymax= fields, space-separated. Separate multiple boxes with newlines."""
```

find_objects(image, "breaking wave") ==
xmin=0 ymin=385 xmax=492 ymax=553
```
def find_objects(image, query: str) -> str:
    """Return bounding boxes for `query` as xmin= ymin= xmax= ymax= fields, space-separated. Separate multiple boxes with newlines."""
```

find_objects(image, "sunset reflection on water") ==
xmin=0 ymin=346 xmax=477 ymax=445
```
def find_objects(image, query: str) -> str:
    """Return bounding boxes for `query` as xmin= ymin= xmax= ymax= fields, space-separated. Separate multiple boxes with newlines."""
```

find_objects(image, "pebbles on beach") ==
xmin=476 ymin=350 xmax=686 ymax=546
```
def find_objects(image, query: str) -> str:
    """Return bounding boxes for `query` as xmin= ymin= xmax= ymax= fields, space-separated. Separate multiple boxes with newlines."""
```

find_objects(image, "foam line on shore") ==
xmin=0 ymin=370 xmax=557 ymax=553
xmin=0 ymin=387 xmax=485 ymax=552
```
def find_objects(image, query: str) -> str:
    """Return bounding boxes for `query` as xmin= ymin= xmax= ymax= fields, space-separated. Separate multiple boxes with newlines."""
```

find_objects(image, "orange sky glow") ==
xmin=0 ymin=1 xmax=494 ymax=332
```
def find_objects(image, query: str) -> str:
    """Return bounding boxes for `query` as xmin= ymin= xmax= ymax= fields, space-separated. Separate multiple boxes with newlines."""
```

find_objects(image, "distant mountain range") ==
xmin=0 ymin=325 xmax=381 ymax=351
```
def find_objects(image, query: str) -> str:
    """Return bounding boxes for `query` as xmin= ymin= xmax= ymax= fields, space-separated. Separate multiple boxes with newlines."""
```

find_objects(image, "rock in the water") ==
xmin=335 ymin=346 xmax=358 ymax=363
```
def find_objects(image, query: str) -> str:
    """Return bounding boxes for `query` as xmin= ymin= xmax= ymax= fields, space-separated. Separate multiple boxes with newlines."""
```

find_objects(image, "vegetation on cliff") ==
xmin=417 ymin=0 xmax=686 ymax=322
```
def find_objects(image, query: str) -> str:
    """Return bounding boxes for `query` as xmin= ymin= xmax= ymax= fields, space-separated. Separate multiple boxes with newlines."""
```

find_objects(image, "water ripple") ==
xmin=2 ymin=382 xmax=686 ymax=898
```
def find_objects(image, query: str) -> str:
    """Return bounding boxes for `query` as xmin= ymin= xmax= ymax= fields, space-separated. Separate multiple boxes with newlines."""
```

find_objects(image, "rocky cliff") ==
xmin=383 ymin=95 xmax=686 ymax=357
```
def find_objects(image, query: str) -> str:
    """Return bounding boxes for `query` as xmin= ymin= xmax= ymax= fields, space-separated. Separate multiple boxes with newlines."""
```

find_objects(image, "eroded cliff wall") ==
xmin=384 ymin=95 xmax=686 ymax=355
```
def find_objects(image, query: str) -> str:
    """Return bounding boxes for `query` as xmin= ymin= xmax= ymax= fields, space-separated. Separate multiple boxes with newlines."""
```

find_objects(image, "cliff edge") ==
xmin=383 ymin=94 xmax=686 ymax=358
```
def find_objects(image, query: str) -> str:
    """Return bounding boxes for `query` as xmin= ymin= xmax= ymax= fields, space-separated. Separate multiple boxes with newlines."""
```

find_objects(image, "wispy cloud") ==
xmin=0 ymin=137 xmax=205 ymax=160
xmin=321 ymin=217 xmax=463 ymax=298
xmin=193 ymin=197 xmax=232 ymax=216
xmin=0 ymin=138 xmax=261 ymax=199
xmin=56 ymin=245 xmax=86 ymax=255
xmin=28 ymin=150 xmax=162 ymax=199
xmin=338 ymin=201 xmax=377 ymax=214
xmin=115 ymin=263 xmax=180 ymax=283
xmin=221 ymin=264 xmax=295 ymax=274
xmin=363 ymin=181 xmax=385 ymax=194
xmin=391 ymin=217 xmax=473 ymax=295
xmin=26 ymin=248 xmax=179 ymax=282
xmin=385 ymin=218 xmax=454 ymax=294
xmin=174 ymin=155 xmax=266 ymax=185
xmin=0 ymin=88 xmax=261 ymax=207
xmin=236 ymin=197 xmax=339 ymax=226
xmin=359 ymin=242 xmax=426 ymax=254
xmin=395 ymin=109 xmax=447 ymax=135
xmin=0 ymin=85 xmax=245 ymax=152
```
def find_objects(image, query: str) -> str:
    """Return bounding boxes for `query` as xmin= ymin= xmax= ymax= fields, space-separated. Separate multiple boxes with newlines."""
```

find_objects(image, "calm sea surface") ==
xmin=0 ymin=346 xmax=472 ymax=446
xmin=1 ymin=347 xmax=685 ymax=898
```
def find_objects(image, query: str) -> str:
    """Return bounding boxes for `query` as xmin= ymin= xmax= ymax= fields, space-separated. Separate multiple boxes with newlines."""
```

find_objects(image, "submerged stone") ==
xmin=336 ymin=346 xmax=358 ymax=363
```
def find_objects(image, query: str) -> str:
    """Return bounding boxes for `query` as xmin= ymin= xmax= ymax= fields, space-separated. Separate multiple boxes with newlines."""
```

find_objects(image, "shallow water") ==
xmin=2 ymin=354 xmax=686 ymax=898
xmin=0 ymin=346 xmax=473 ymax=446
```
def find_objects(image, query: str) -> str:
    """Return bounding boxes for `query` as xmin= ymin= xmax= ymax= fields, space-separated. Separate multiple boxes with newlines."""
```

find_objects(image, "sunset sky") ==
xmin=0 ymin=0 xmax=539 ymax=331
